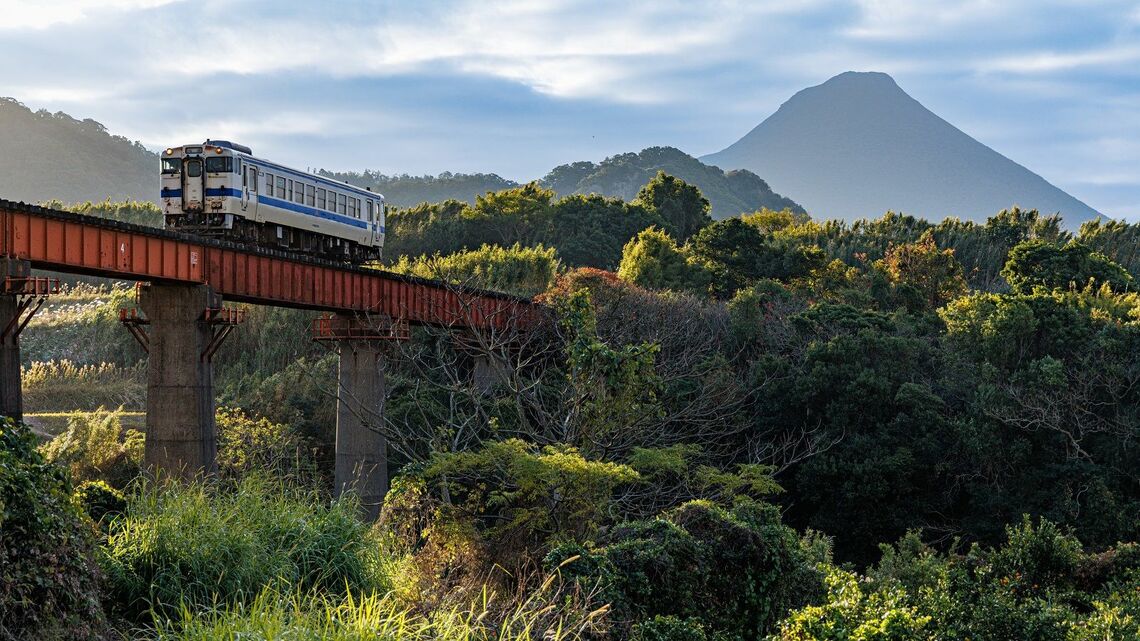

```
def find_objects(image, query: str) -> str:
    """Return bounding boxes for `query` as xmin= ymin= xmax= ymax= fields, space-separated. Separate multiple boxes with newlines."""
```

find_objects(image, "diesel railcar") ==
xmin=160 ymin=140 xmax=384 ymax=261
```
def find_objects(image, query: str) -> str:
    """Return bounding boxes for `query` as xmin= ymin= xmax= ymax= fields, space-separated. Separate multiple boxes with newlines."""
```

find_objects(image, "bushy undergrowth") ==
xmin=549 ymin=500 xmax=827 ymax=640
xmin=0 ymin=418 xmax=106 ymax=640
xmin=216 ymin=406 xmax=319 ymax=483
xmin=774 ymin=518 xmax=1140 ymax=640
xmin=100 ymin=476 xmax=391 ymax=623
xmin=74 ymin=479 xmax=127 ymax=524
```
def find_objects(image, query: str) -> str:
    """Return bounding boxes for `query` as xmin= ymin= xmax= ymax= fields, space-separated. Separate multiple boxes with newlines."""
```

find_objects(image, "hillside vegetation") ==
xmin=6 ymin=175 xmax=1140 ymax=640
xmin=0 ymin=98 xmax=156 ymax=204
xmin=326 ymin=146 xmax=804 ymax=219
xmin=542 ymin=146 xmax=804 ymax=219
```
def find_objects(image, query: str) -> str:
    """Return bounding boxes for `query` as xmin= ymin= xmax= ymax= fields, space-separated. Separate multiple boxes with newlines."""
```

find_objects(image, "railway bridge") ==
xmin=0 ymin=199 xmax=535 ymax=517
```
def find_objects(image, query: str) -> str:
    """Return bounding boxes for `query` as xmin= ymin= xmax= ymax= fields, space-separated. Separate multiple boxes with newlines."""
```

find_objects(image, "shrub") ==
xmin=74 ymin=479 xmax=127 ymax=523
xmin=772 ymin=567 xmax=932 ymax=641
xmin=99 ymin=475 xmax=390 ymax=622
xmin=631 ymin=615 xmax=709 ymax=641
xmin=0 ymin=418 xmax=105 ymax=640
xmin=551 ymin=500 xmax=826 ymax=640
xmin=423 ymin=439 xmax=638 ymax=570
xmin=39 ymin=406 xmax=143 ymax=487
xmin=215 ymin=406 xmax=318 ymax=483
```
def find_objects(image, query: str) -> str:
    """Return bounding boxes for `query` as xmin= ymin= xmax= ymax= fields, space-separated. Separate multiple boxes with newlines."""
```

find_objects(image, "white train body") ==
xmin=160 ymin=141 xmax=384 ymax=261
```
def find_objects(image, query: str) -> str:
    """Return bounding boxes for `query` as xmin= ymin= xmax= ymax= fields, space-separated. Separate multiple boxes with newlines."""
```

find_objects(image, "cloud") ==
xmin=134 ymin=0 xmax=835 ymax=104
xmin=982 ymin=43 xmax=1140 ymax=73
xmin=0 ymin=0 xmax=181 ymax=30
xmin=846 ymin=0 xmax=1015 ymax=41
xmin=0 ymin=0 xmax=1135 ymax=217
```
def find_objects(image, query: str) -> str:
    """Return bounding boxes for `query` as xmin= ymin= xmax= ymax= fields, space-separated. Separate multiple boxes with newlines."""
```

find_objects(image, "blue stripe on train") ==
xmin=160 ymin=189 xmax=374 ymax=231
xmin=256 ymin=195 xmax=369 ymax=230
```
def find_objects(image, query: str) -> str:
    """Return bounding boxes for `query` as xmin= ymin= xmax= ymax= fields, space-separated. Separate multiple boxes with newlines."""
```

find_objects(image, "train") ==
xmin=160 ymin=140 xmax=384 ymax=261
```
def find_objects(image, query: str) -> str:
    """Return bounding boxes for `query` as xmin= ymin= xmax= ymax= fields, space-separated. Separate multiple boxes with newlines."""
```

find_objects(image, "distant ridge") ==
xmin=702 ymin=71 xmax=1100 ymax=224
xmin=0 ymin=97 xmax=156 ymax=204
xmin=541 ymin=146 xmax=803 ymax=219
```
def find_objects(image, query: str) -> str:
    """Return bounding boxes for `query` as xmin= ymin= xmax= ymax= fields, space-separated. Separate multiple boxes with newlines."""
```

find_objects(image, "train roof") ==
xmin=204 ymin=139 xmax=253 ymax=155
xmin=169 ymin=140 xmax=385 ymax=200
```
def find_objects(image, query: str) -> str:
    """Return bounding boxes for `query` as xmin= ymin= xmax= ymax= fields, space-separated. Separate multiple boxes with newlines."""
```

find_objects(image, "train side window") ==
xmin=305 ymin=184 xmax=315 ymax=207
xmin=275 ymin=176 xmax=286 ymax=199
xmin=287 ymin=180 xmax=293 ymax=201
xmin=265 ymin=173 xmax=273 ymax=192
xmin=347 ymin=197 xmax=357 ymax=218
xmin=337 ymin=193 xmax=347 ymax=215
xmin=366 ymin=200 xmax=373 ymax=222
xmin=316 ymin=188 xmax=326 ymax=209
xmin=294 ymin=182 xmax=304 ymax=204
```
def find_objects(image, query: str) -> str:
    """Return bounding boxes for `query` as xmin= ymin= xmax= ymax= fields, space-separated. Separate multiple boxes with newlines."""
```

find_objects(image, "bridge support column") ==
xmin=0 ymin=293 xmax=20 ymax=420
xmin=334 ymin=336 xmax=387 ymax=521
xmin=139 ymin=284 xmax=222 ymax=479
xmin=1 ymin=259 xmax=53 ymax=422
xmin=472 ymin=353 xmax=510 ymax=394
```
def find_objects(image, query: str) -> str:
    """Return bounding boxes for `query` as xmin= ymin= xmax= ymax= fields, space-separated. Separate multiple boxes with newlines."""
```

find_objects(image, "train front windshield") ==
xmin=205 ymin=157 xmax=233 ymax=173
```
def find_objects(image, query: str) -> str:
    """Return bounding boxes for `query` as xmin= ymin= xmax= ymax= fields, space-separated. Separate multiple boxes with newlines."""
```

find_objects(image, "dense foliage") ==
xmin=0 ymin=419 xmax=105 ymax=640
xmin=541 ymin=146 xmax=804 ymax=219
xmin=13 ymin=181 xmax=1140 ymax=639
xmin=0 ymin=97 xmax=155 ymax=204
xmin=775 ymin=519 xmax=1140 ymax=640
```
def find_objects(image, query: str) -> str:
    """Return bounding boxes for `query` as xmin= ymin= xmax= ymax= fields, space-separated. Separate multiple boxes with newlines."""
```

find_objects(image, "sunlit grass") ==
xmin=157 ymin=582 xmax=605 ymax=641
xmin=102 ymin=476 xmax=391 ymax=624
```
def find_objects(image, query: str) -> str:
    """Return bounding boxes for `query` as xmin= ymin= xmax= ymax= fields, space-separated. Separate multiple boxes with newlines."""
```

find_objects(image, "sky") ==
xmin=0 ymin=0 xmax=1137 ymax=219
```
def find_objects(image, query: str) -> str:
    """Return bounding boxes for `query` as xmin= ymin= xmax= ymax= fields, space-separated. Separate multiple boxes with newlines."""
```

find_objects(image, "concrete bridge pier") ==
xmin=0 ymin=293 xmax=21 ymax=421
xmin=1 ymin=259 xmax=36 ymax=422
xmin=333 ymin=332 xmax=388 ymax=521
xmin=138 ymin=283 xmax=222 ymax=480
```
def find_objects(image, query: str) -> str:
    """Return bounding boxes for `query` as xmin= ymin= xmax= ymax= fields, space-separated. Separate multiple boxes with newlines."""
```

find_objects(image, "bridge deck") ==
xmin=0 ymin=199 xmax=533 ymax=329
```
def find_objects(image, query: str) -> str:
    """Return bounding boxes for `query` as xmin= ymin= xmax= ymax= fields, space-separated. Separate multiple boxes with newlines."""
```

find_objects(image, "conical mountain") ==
xmin=702 ymin=71 xmax=1099 ymax=223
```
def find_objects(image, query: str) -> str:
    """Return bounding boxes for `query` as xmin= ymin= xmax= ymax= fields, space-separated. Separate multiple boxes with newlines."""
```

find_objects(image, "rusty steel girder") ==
xmin=0 ymin=200 xmax=535 ymax=330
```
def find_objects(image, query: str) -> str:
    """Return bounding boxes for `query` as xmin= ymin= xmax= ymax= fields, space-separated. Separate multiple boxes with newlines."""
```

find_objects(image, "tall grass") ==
xmin=157 ymin=581 xmax=606 ymax=641
xmin=22 ymin=359 xmax=145 ymax=412
xmin=21 ymin=282 xmax=143 ymax=367
xmin=100 ymin=476 xmax=391 ymax=623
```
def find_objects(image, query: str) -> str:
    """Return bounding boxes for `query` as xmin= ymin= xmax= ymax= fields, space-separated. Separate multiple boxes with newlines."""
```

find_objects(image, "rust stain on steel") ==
xmin=0 ymin=201 xmax=534 ymax=330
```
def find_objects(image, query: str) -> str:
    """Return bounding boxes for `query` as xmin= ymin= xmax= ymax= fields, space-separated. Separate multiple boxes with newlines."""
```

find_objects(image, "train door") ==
xmin=241 ymin=164 xmax=258 ymax=219
xmin=366 ymin=199 xmax=376 ymax=245
xmin=181 ymin=157 xmax=205 ymax=212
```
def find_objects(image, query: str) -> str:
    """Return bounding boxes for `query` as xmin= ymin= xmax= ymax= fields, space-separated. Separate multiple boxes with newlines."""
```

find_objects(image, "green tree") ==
xmin=390 ymin=243 xmax=560 ymax=297
xmin=617 ymin=227 xmax=710 ymax=293
xmin=877 ymin=230 xmax=968 ymax=308
xmin=468 ymin=181 xmax=556 ymax=247
xmin=1 ymin=419 xmax=106 ymax=639
xmin=634 ymin=171 xmax=712 ymax=243
xmin=545 ymin=194 xmax=663 ymax=269
xmin=1002 ymin=240 xmax=1133 ymax=294
xmin=687 ymin=217 xmax=825 ymax=297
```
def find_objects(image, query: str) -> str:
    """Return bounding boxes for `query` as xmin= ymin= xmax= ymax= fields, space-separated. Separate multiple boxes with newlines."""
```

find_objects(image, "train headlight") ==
xmin=164 ymin=148 xmax=173 ymax=155
xmin=215 ymin=147 xmax=223 ymax=154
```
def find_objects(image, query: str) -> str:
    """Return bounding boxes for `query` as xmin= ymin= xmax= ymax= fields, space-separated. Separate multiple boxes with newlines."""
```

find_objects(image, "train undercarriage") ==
xmin=166 ymin=210 xmax=380 ymax=263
